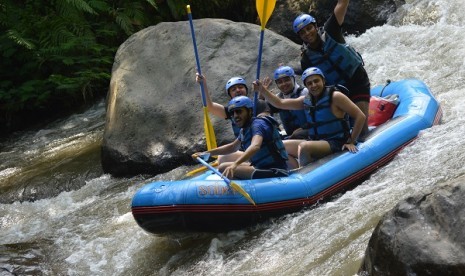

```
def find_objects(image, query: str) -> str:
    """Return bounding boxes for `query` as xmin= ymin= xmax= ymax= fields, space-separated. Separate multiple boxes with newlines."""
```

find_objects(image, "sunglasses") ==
xmin=228 ymin=108 xmax=245 ymax=117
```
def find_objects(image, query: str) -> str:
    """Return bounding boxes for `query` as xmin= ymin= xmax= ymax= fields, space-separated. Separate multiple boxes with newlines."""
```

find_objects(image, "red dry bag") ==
xmin=368 ymin=94 xmax=399 ymax=126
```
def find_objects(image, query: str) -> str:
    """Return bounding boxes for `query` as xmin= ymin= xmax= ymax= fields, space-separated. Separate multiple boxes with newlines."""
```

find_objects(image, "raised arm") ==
xmin=254 ymin=77 xmax=304 ymax=110
xmin=196 ymin=73 xmax=228 ymax=119
xmin=334 ymin=0 xmax=349 ymax=26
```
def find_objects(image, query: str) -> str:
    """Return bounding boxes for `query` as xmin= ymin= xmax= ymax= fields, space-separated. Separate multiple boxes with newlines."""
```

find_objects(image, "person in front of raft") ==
xmin=255 ymin=67 xmax=365 ymax=169
xmin=195 ymin=73 xmax=270 ymax=165
xmin=192 ymin=96 xmax=288 ymax=179
xmin=293 ymin=0 xmax=370 ymax=136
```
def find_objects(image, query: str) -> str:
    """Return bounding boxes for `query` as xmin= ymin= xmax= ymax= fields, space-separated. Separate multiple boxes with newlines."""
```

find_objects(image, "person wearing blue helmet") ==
xmin=254 ymin=67 xmax=365 ymax=169
xmin=192 ymin=96 xmax=288 ymax=179
xmin=293 ymin=0 xmax=370 ymax=136
xmin=195 ymin=73 xmax=271 ymax=165
xmin=195 ymin=73 xmax=270 ymax=136
xmin=267 ymin=65 xmax=309 ymax=139
xmin=225 ymin=77 xmax=248 ymax=98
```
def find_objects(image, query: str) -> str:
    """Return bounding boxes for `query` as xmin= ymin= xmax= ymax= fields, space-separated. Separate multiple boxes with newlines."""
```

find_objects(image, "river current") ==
xmin=1 ymin=0 xmax=465 ymax=275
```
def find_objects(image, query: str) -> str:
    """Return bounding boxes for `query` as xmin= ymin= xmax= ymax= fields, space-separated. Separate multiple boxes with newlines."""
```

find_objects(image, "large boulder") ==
xmin=360 ymin=177 xmax=465 ymax=275
xmin=101 ymin=19 xmax=301 ymax=176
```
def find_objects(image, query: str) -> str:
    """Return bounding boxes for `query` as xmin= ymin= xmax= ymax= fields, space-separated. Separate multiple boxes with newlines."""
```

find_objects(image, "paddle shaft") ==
xmin=253 ymin=0 xmax=275 ymax=116
xmin=196 ymin=157 xmax=231 ymax=185
xmin=187 ymin=6 xmax=207 ymax=107
xmin=186 ymin=5 xmax=217 ymax=151
xmin=253 ymin=30 xmax=265 ymax=117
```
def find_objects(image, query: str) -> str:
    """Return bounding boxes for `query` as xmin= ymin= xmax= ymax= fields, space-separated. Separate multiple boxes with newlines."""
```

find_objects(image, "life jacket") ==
xmin=302 ymin=30 xmax=363 ymax=86
xmin=239 ymin=116 xmax=288 ymax=168
xmin=302 ymin=86 xmax=350 ymax=140
xmin=276 ymin=86 xmax=308 ymax=135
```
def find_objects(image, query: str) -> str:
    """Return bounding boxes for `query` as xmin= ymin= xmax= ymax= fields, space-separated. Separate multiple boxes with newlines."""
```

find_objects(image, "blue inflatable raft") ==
xmin=131 ymin=79 xmax=442 ymax=234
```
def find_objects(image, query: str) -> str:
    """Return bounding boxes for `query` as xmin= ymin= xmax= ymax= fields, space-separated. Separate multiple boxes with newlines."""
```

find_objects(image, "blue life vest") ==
xmin=276 ymin=86 xmax=308 ymax=136
xmin=302 ymin=87 xmax=350 ymax=140
xmin=303 ymin=31 xmax=363 ymax=86
xmin=239 ymin=116 xmax=288 ymax=169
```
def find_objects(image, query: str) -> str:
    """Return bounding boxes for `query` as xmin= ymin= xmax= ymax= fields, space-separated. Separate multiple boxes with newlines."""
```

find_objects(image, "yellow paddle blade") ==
xmin=230 ymin=181 xmax=256 ymax=205
xmin=185 ymin=160 xmax=218 ymax=176
xmin=203 ymin=107 xmax=217 ymax=150
xmin=256 ymin=0 xmax=277 ymax=29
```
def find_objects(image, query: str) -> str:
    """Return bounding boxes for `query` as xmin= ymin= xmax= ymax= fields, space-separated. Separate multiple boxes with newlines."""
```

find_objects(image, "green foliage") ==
xmin=0 ymin=0 xmax=256 ymax=134
xmin=186 ymin=0 xmax=256 ymax=22
xmin=0 ymin=0 xmax=157 ymax=131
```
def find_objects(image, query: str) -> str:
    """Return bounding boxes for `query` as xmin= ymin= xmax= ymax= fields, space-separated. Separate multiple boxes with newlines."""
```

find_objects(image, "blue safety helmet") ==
xmin=293 ymin=14 xmax=316 ymax=33
xmin=227 ymin=96 xmax=253 ymax=113
xmin=301 ymin=67 xmax=325 ymax=83
xmin=273 ymin=66 xmax=295 ymax=81
xmin=225 ymin=77 xmax=248 ymax=97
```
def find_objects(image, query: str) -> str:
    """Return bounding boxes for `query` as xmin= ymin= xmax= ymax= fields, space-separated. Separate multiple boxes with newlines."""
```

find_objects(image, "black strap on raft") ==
xmin=379 ymin=79 xmax=392 ymax=97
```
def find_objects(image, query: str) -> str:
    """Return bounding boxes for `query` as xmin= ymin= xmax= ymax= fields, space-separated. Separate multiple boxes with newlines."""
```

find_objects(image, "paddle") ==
xmin=187 ymin=5 xmax=217 ymax=151
xmin=253 ymin=0 xmax=276 ymax=116
xmin=185 ymin=159 xmax=218 ymax=176
xmin=196 ymin=157 xmax=256 ymax=205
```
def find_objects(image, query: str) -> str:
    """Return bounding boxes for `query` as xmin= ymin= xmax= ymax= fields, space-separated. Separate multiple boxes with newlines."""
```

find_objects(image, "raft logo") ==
xmin=197 ymin=184 xmax=239 ymax=198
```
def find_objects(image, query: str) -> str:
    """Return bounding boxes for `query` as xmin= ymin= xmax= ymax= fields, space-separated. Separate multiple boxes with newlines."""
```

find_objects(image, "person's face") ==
xmin=275 ymin=76 xmax=295 ymax=95
xmin=298 ymin=23 xmax=318 ymax=46
xmin=230 ymin=107 xmax=251 ymax=128
xmin=228 ymin=84 xmax=247 ymax=98
xmin=304 ymin=75 xmax=325 ymax=97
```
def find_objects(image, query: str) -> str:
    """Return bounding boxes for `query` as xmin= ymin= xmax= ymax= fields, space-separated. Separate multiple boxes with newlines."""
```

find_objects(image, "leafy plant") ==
xmin=0 ymin=0 xmax=256 ymax=135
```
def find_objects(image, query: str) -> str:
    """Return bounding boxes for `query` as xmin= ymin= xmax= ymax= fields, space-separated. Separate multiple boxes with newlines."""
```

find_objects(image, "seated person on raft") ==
xmin=192 ymin=96 xmax=288 ymax=180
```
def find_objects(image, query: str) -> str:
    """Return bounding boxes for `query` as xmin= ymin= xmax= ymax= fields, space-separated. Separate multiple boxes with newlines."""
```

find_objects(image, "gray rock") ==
xmin=360 ymin=178 xmax=465 ymax=275
xmin=101 ymin=19 xmax=301 ymax=176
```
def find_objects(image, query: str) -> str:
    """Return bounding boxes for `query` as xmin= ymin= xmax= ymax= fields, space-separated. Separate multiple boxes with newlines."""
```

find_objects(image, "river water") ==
xmin=1 ymin=0 xmax=465 ymax=275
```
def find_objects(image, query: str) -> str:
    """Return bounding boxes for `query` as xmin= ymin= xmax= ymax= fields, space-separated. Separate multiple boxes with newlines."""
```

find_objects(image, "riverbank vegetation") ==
xmin=0 ymin=0 xmax=255 ymax=136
